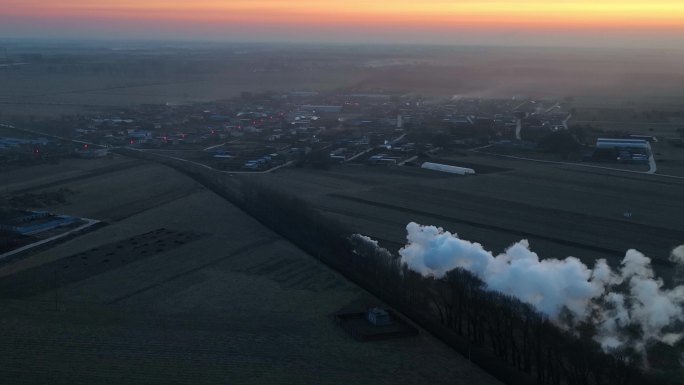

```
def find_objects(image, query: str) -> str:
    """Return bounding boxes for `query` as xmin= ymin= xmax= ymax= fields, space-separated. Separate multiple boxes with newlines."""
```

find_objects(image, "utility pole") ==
xmin=53 ymin=270 xmax=59 ymax=311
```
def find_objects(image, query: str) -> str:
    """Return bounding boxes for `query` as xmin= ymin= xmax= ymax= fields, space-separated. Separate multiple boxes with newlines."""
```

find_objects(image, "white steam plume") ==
xmin=671 ymin=245 xmax=684 ymax=265
xmin=395 ymin=222 xmax=684 ymax=353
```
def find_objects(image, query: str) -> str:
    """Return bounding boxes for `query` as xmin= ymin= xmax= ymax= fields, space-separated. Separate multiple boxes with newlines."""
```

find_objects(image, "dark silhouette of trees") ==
xmin=116 ymin=147 xmax=671 ymax=385
xmin=539 ymin=131 xmax=581 ymax=155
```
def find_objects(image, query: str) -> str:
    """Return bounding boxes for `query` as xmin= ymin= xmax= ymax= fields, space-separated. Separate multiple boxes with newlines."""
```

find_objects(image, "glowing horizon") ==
xmin=2 ymin=1 xmax=684 ymax=46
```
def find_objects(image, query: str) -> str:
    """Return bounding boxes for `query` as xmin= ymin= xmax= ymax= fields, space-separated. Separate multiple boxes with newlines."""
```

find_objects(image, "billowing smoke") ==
xmin=391 ymin=222 xmax=684 ymax=353
xmin=672 ymin=245 xmax=684 ymax=265
xmin=349 ymin=234 xmax=394 ymax=261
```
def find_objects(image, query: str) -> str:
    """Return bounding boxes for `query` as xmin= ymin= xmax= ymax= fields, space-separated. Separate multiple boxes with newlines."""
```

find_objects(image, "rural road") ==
xmin=470 ymin=148 xmax=684 ymax=179
xmin=0 ymin=123 xmax=101 ymax=148
xmin=131 ymin=147 xmax=294 ymax=174
xmin=0 ymin=122 xmax=290 ymax=175
xmin=345 ymin=147 xmax=375 ymax=162
xmin=0 ymin=218 xmax=101 ymax=261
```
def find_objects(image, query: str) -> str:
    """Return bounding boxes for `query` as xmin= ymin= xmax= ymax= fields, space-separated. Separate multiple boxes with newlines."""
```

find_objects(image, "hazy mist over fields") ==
xmin=2 ymin=2 xmax=684 ymax=385
xmin=1 ymin=41 xmax=684 ymax=119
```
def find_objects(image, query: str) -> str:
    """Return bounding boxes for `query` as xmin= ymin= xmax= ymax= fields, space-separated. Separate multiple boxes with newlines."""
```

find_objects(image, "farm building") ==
xmin=421 ymin=162 xmax=476 ymax=175
xmin=0 ymin=137 xmax=52 ymax=149
xmin=594 ymin=138 xmax=651 ymax=163
xmin=367 ymin=308 xmax=392 ymax=326
xmin=368 ymin=154 xmax=400 ymax=165
xmin=0 ymin=210 xmax=79 ymax=235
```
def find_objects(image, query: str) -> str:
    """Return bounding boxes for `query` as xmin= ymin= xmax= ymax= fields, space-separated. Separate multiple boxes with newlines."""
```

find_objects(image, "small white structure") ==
xmin=421 ymin=162 xmax=475 ymax=175
xmin=367 ymin=308 xmax=392 ymax=326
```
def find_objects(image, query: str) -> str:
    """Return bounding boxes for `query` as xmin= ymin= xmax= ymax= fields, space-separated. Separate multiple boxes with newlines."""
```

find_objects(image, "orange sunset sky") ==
xmin=1 ymin=1 xmax=683 ymax=47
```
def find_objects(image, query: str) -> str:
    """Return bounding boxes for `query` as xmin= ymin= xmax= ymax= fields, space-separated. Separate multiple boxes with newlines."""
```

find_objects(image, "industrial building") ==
xmin=421 ymin=162 xmax=476 ymax=175
xmin=0 ymin=210 xmax=79 ymax=235
xmin=0 ymin=137 xmax=52 ymax=151
xmin=593 ymin=138 xmax=651 ymax=163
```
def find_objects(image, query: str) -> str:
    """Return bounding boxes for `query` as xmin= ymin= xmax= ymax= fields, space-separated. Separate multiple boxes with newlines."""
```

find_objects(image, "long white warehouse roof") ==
xmin=596 ymin=138 xmax=649 ymax=149
xmin=421 ymin=162 xmax=476 ymax=175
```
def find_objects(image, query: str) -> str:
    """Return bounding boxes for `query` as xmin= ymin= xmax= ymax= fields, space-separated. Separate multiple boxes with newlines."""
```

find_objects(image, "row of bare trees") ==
xmin=345 ymin=235 xmax=670 ymax=385
xmin=232 ymin=179 xmax=668 ymax=385
xmin=117 ymin=149 xmax=672 ymax=385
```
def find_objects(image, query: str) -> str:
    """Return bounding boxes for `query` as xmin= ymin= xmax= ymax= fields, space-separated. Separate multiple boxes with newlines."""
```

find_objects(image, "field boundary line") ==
xmin=0 ymin=219 xmax=101 ymax=261
xmin=470 ymin=149 xmax=684 ymax=179
xmin=108 ymin=237 xmax=281 ymax=304
xmin=129 ymin=147 xmax=294 ymax=174
xmin=328 ymin=193 xmax=678 ymax=267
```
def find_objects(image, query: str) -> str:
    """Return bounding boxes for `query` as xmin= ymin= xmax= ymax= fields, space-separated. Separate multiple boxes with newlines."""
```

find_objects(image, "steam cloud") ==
xmin=389 ymin=222 xmax=684 ymax=352
xmin=672 ymin=245 xmax=684 ymax=265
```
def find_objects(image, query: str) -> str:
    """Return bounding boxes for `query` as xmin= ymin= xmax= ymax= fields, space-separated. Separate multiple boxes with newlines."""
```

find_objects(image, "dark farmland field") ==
xmin=253 ymin=153 xmax=684 ymax=285
xmin=2 ymin=44 xmax=684 ymax=118
xmin=0 ymin=157 xmax=501 ymax=385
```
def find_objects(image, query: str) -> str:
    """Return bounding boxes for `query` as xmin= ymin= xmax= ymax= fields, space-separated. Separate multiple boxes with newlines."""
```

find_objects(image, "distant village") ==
xmin=1 ymin=90 xmax=675 ymax=171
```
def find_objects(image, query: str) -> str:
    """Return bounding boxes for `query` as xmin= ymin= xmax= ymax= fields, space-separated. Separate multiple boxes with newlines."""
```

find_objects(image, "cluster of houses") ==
xmin=18 ymin=90 xmax=669 ymax=171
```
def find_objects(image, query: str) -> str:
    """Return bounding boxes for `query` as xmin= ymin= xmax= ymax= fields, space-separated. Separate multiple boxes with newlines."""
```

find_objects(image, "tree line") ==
xmin=116 ymin=147 xmax=676 ymax=385
xmin=222 ymin=176 xmax=673 ymax=385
